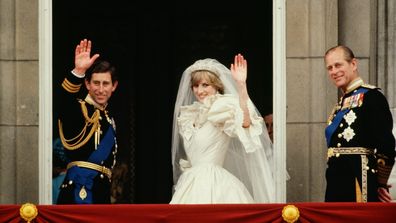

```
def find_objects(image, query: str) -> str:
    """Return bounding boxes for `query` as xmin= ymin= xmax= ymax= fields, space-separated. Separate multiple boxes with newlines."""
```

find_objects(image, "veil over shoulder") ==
xmin=171 ymin=58 xmax=276 ymax=202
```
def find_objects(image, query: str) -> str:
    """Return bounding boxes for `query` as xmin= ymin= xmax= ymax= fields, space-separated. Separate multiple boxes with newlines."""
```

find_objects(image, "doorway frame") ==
xmin=38 ymin=0 xmax=287 ymax=204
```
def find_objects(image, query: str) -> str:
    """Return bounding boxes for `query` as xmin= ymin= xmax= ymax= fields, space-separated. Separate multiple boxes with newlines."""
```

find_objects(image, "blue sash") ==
xmin=66 ymin=125 xmax=115 ymax=204
xmin=325 ymin=88 xmax=368 ymax=147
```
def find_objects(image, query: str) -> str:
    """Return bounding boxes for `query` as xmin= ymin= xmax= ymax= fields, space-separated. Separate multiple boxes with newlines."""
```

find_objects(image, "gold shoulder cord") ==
xmin=59 ymin=100 xmax=101 ymax=150
xmin=327 ymin=103 xmax=340 ymax=125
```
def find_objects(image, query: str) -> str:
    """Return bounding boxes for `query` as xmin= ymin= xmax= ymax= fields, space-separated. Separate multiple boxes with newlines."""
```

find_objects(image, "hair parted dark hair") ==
xmin=86 ymin=60 xmax=117 ymax=83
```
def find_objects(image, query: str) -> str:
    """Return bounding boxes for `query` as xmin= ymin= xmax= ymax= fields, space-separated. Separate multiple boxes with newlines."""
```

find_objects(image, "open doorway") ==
xmin=52 ymin=0 xmax=273 ymax=203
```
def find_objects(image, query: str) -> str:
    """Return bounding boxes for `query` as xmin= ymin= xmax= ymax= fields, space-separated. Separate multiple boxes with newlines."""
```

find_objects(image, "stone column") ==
xmin=0 ymin=0 xmax=17 ymax=204
xmin=377 ymin=0 xmax=396 ymax=108
xmin=377 ymin=0 xmax=396 ymax=199
xmin=0 ymin=0 xmax=39 ymax=204
xmin=285 ymin=0 xmax=338 ymax=202
xmin=338 ymin=0 xmax=374 ymax=83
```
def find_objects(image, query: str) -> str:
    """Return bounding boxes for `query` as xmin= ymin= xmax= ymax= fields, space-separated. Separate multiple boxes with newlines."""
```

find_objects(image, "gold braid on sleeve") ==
xmin=58 ymin=100 xmax=101 ymax=150
xmin=376 ymin=154 xmax=393 ymax=186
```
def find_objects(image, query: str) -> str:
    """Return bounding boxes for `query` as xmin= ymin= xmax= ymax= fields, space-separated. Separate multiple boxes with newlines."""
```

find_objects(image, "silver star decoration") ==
xmin=344 ymin=110 xmax=357 ymax=126
xmin=342 ymin=126 xmax=355 ymax=142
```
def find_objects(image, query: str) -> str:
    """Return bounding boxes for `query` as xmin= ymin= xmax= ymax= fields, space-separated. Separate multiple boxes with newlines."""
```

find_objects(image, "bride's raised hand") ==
xmin=230 ymin=53 xmax=247 ymax=84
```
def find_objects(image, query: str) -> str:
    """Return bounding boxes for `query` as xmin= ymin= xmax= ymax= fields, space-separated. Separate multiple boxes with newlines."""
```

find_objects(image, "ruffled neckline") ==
xmin=189 ymin=94 xmax=220 ymax=109
xmin=177 ymin=93 xmax=265 ymax=153
xmin=178 ymin=94 xmax=225 ymax=140
xmin=180 ymin=94 xmax=222 ymax=127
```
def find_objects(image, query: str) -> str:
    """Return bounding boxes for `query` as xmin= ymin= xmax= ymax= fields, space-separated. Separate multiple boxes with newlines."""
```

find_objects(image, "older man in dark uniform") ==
xmin=324 ymin=45 xmax=395 ymax=202
xmin=57 ymin=39 xmax=118 ymax=204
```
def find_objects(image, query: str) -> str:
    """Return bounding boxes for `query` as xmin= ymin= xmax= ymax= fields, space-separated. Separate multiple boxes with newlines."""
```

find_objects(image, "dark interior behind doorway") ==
xmin=53 ymin=1 xmax=272 ymax=203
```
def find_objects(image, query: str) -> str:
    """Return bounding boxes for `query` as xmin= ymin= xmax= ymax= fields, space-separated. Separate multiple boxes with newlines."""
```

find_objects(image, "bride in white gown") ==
xmin=170 ymin=54 xmax=275 ymax=204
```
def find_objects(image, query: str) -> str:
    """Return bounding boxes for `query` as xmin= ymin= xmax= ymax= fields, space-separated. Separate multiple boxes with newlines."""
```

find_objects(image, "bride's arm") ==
xmin=230 ymin=53 xmax=251 ymax=128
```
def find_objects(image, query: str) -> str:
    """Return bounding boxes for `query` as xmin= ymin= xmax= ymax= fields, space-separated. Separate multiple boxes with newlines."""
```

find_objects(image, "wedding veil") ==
xmin=171 ymin=58 xmax=276 ymax=202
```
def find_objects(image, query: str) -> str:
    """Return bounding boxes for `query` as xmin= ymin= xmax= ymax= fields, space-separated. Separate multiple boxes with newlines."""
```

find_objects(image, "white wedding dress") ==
xmin=170 ymin=94 xmax=266 ymax=204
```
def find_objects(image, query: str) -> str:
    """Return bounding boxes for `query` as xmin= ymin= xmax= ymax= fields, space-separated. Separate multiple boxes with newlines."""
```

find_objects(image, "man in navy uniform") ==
xmin=57 ymin=39 xmax=119 ymax=204
xmin=324 ymin=45 xmax=395 ymax=202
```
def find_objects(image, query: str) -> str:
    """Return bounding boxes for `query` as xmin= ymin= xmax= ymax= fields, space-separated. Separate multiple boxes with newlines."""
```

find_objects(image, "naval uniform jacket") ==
xmin=325 ymin=80 xmax=395 ymax=202
xmin=57 ymin=72 xmax=117 ymax=204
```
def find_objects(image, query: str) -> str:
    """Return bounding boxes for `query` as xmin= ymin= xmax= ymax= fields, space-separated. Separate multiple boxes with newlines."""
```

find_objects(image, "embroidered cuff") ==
xmin=377 ymin=158 xmax=393 ymax=186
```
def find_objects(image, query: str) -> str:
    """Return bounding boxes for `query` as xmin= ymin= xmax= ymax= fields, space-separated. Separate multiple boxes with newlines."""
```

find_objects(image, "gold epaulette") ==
xmin=361 ymin=83 xmax=377 ymax=89
xmin=62 ymin=78 xmax=82 ymax=93
xmin=58 ymin=100 xmax=101 ymax=150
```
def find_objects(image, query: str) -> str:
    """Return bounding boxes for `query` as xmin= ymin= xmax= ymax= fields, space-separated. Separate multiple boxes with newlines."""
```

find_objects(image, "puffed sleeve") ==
xmin=207 ymin=94 xmax=263 ymax=153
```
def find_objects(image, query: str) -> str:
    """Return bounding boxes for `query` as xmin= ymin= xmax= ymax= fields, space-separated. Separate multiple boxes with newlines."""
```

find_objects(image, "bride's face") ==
xmin=192 ymin=77 xmax=217 ymax=102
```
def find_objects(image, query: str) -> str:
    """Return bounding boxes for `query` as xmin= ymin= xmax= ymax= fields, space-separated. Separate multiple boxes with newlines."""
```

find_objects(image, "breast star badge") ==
xmin=342 ymin=126 xmax=355 ymax=142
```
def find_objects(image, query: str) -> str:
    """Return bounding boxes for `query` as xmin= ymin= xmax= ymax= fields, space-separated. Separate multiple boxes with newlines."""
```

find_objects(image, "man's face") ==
xmin=264 ymin=114 xmax=273 ymax=142
xmin=325 ymin=48 xmax=358 ymax=91
xmin=85 ymin=72 xmax=118 ymax=106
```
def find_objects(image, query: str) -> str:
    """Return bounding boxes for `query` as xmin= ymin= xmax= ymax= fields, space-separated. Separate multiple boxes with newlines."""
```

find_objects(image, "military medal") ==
xmin=341 ymin=93 xmax=364 ymax=110
xmin=79 ymin=186 xmax=87 ymax=200
xmin=350 ymin=93 xmax=364 ymax=108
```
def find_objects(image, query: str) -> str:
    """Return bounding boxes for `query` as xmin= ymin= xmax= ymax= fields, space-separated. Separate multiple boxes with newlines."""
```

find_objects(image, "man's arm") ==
xmin=366 ymin=89 xmax=396 ymax=202
xmin=58 ymin=39 xmax=100 ymax=137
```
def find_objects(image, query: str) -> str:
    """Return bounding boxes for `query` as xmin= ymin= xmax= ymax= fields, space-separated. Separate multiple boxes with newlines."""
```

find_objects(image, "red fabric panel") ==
xmin=36 ymin=204 xmax=282 ymax=223
xmin=297 ymin=202 xmax=396 ymax=223
xmin=1 ymin=202 xmax=395 ymax=223
xmin=0 ymin=205 xmax=22 ymax=223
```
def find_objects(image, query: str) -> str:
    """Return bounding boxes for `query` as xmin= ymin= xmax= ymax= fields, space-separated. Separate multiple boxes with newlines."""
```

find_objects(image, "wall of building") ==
xmin=0 ymin=0 xmax=39 ymax=204
xmin=285 ymin=0 xmax=338 ymax=202
xmin=377 ymin=0 xmax=396 ymax=200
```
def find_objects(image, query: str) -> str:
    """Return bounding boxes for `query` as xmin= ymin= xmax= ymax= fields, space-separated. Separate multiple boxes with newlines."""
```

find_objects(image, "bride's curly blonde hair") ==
xmin=190 ymin=70 xmax=225 ymax=94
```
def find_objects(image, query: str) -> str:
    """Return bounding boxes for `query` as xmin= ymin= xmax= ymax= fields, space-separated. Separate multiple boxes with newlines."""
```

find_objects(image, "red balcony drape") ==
xmin=2 ymin=202 xmax=396 ymax=223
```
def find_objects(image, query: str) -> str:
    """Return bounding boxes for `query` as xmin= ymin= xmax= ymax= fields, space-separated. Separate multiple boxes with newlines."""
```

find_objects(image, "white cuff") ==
xmin=71 ymin=70 xmax=85 ymax=78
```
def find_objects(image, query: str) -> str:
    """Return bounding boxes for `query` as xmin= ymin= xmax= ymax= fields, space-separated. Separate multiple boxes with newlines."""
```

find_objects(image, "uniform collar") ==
xmin=85 ymin=94 xmax=107 ymax=111
xmin=344 ymin=77 xmax=364 ymax=95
